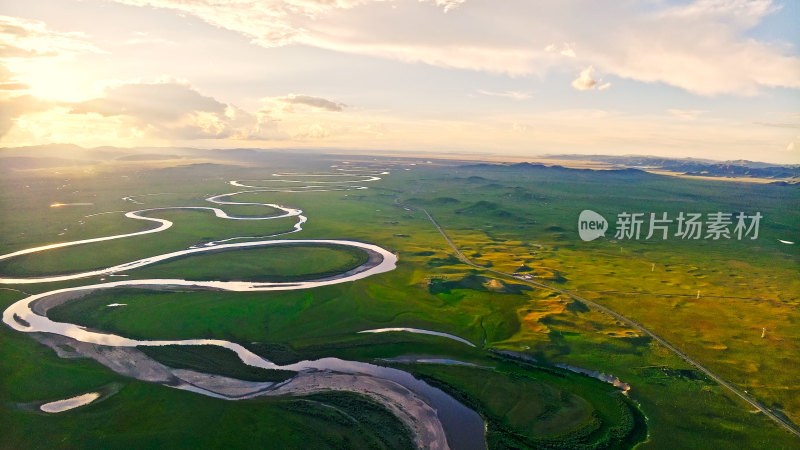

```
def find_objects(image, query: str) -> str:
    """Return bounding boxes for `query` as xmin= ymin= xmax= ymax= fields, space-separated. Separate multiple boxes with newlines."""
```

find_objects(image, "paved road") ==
xmin=415 ymin=206 xmax=800 ymax=439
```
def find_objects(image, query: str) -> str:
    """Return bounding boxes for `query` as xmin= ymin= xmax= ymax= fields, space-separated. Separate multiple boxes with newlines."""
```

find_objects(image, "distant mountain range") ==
xmin=544 ymin=155 xmax=800 ymax=180
xmin=2 ymin=145 xmax=798 ymax=183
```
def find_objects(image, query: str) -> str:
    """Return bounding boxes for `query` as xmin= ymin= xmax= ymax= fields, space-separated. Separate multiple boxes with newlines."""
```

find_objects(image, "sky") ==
xmin=0 ymin=0 xmax=798 ymax=162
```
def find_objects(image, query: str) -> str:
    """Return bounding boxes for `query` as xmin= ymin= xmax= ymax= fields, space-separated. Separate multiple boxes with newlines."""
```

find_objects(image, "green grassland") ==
xmin=381 ymin=164 xmax=800 ymax=430
xmin=1 ymin=156 xmax=799 ymax=449
xmin=131 ymin=244 xmax=369 ymax=282
xmin=0 ymin=209 xmax=302 ymax=277
xmin=405 ymin=360 xmax=647 ymax=449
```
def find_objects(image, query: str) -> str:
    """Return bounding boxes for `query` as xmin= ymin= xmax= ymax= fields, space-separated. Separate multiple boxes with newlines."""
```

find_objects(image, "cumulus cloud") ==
xmin=71 ymin=80 xmax=225 ymax=121
xmin=69 ymin=80 xmax=282 ymax=140
xmin=571 ymin=66 xmax=599 ymax=91
xmin=278 ymin=94 xmax=346 ymax=112
xmin=1 ymin=75 xmax=349 ymax=144
xmin=102 ymin=0 xmax=800 ymax=96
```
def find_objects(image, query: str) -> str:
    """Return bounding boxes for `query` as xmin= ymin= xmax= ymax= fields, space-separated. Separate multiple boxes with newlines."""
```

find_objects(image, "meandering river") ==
xmin=1 ymin=170 xmax=486 ymax=449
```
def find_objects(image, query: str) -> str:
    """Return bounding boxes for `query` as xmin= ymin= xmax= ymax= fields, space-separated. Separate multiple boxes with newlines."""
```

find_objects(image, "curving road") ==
xmin=414 ymin=205 xmax=800 ymax=439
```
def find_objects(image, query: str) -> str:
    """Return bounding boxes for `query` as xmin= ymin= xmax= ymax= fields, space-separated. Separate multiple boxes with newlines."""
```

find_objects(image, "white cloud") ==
xmin=571 ymin=66 xmax=599 ymax=91
xmin=101 ymin=0 xmax=800 ymax=96
xmin=545 ymin=42 xmax=575 ymax=57
xmin=68 ymin=79 xmax=281 ymax=140
xmin=597 ymin=82 xmax=611 ymax=91
xmin=1 ymin=75 xmax=359 ymax=145
xmin=71 ymin=79 xmax=225 ymax=122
